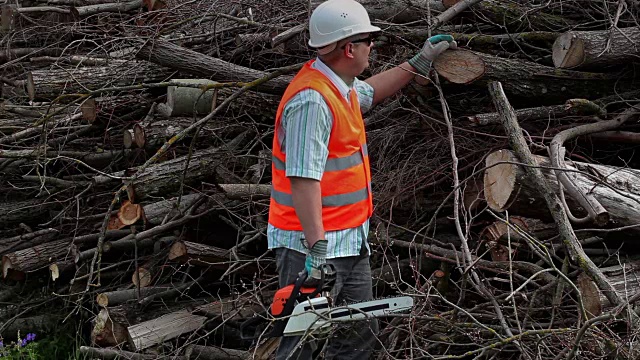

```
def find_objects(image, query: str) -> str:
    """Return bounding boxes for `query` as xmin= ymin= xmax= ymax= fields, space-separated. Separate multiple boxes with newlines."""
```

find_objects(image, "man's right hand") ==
xmin=304 ymin=239 xmax=328 ymax=280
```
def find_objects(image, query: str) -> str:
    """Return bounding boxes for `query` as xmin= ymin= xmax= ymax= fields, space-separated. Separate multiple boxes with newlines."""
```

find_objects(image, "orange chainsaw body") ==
xmin=271 ymin=284 xmax=320 ymax=316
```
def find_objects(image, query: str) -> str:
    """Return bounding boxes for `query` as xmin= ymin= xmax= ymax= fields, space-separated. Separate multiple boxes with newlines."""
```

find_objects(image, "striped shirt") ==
xmin=267 ymin=58 xmax=374 ymax=259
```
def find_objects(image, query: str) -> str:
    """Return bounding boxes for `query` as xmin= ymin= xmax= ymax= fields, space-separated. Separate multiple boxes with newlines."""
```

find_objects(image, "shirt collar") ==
xmin=312 ymin=58 xmax=353 ymax=99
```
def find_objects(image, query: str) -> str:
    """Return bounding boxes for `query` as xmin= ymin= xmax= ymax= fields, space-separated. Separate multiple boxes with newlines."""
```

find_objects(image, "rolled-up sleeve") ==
xmin=354 ymin=78 xmax=374 ymax=114
xmin=281 ymin=89 xmax=333 ymax=181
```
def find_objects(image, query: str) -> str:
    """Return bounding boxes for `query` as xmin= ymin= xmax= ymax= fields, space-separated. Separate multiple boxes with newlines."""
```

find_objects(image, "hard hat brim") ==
xmin=308 ymin=25 xmax=381 ymax=49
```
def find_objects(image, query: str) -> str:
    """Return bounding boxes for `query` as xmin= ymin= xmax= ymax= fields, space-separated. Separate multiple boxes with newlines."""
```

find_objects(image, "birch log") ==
xmin=484 ymin=149 xmax=640 ymax=229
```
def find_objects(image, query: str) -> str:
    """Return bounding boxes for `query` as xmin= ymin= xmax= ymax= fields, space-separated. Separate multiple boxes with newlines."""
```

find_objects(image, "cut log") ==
xmin=166 ymin=79 xmax=218 ymax=116
xmin=434 ymin=49 xmax=634 ymax=101
xmin=484 ymin=149 xmax=640 ymax=229
xmin=2 ymin=240 xmax=74 ymax=278
xmin=91 ymin=307 xmax=128 ymax=347
xmin=132 ymin=261 xmax=156 ymax=288
xmin=72 ymin=0 xmax=143 ymax=17
xmin=95 ymin=133 xmax=248 ymax=201
xmin=169 ymin=241 xmax=245 ymax=266
xmin=133 ymin=38 xmax=293 ymax=94
xmin=1 ymin=4 xmax=17 ymax=33
xmin=80 ymin=98 xmax=96 ymax=123
xmin=480 ymin=217 xmax=556 ymax=261
xmin=117 ymin=200 xmax=142 ymax=226
xmin=0 ymin=228 xmax=58 ymax=256
xmin=143 ymin=194 xmax=203 ymax=225
xmin=598 ymin=260 xmax=640 ymax=308
xmin=27 ymin=61 xmax=174 ymax=100
xmin=96 ymin=286 xmax=173 ymax=307
xmin=467 ymin=99 xmax=606 ymax=126
xmin=185 ymin=345 xmax=248 ymax=360
xmin=553 ymin=27 xmax=640 ymax=69
xmin=127 ymin=309 xmax=207 ymax=351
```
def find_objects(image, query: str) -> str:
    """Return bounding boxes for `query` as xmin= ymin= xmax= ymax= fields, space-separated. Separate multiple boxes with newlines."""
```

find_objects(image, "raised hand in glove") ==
xmin=408 ymin=34 xmax=457 ymax=76
xmin=303 ymin=239 xmax=328 ymax=280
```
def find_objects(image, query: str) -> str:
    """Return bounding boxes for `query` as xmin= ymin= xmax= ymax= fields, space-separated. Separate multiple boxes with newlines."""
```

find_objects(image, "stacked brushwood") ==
xmin=1 ymin=0 xmax=640 ymax=358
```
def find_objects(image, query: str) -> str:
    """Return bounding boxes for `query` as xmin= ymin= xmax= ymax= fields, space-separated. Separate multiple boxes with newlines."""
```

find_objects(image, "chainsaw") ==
xmin=241 ymin=264 xmax=413 ymax=339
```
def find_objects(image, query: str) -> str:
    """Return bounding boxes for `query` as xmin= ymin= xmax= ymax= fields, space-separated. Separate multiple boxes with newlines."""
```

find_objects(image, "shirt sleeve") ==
xmin=354 ymin=78 xmax=374 ymax=114
xmin=281 ymin=89 xmax=333 ymax=181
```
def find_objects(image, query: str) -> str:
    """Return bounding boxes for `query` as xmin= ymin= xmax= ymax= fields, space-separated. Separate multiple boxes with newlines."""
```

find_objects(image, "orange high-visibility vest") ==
xmin=269 ymin=60 xmax=373 ymax=231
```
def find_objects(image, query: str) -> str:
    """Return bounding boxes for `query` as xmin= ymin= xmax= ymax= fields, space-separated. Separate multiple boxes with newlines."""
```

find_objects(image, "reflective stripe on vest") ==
xmin=271 ymin=183 xmax=371 ymax=207
xmin=272 ymin=144 xmax=368 ymax=172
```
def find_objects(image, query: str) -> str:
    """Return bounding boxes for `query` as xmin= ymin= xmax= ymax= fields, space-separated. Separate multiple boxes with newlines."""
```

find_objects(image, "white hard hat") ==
xmin=308 ymin=0 xmax=381 ymax=50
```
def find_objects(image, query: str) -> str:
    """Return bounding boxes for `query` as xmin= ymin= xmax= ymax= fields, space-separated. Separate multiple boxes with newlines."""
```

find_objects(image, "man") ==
xmin=267 ymin=0 xmax=456 ymax=358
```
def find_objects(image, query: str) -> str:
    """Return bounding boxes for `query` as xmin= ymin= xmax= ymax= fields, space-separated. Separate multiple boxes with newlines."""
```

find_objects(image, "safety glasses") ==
xmin=342 ymin=35 xmax=375 ymax=49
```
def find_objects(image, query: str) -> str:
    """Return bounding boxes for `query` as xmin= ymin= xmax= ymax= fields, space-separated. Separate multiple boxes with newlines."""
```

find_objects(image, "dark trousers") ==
xmin=274 ymin=243 xmax=378 ymax=360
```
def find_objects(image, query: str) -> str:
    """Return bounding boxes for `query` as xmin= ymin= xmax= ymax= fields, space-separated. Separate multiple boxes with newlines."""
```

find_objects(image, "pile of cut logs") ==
xmin=1 ymin=0 xmax=640 ymax=358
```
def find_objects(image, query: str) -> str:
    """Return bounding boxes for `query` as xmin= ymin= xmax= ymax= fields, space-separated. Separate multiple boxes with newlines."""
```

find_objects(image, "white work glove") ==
xmin=408 ymin=34 xmax=457 ymax=76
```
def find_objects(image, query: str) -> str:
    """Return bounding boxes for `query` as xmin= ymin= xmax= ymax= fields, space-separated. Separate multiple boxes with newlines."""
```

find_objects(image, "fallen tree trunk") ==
xmin=484 ymin=149 xmax=640 ymax=229
xmin=133 ymin=38 xmax=293 ymax=94
xmin=444 ymin=0 xmax=573 ymax=31
xmin=433 ymin=49 xmax=635 ymax=101
xmin=27 ymin=61 xmax=174 ymax=100
xmin=553 ymin=27 xmax=640 ymax=69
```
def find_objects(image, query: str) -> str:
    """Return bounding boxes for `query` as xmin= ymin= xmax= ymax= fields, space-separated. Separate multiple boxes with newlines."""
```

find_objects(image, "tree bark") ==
xmin=434 ymin=49 xmax=634 ymax=101
xmin=445 ymin=0 xmax=574 ymax=31
xmin=133 ymin=38 xmax=292 ymax=95
xmin=127 ymin=310 xmax=207 ymax=351
xmin=169 ymin=241 xmax=252 ymax=269
xmin=96 ymin=286 xmax=173 ymax=307
xmin=2 ymin=239 xmax=74 ymax=278
xmin=553 ymin=27 xmax=640 ymax=69
xmin=0 ymin=228 xmax=58 ymax=256
xmin=467 ymin=99 xmax=606 ymax=126
xmin=27 ymin=61 xmax=173 ymax=100
xmin=72 ymin=0 xmax=143 ymax=17
xmin=484 ymin=149 xmax=640 ymax=229
xmin=94 ymin=133 xmax=248 ymax=201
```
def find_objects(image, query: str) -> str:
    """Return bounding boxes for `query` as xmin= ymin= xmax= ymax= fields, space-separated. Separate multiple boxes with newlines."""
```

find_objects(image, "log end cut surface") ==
xmin=2 ymin=256 xmax=13 ymax=278
xmin=553 ymin=32 xmax=584 ymax=69
xmin=484 ymin=150 xmax=518 ymax=211
xmin=433 ymin=49 xmax=485 ymax=84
